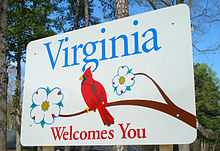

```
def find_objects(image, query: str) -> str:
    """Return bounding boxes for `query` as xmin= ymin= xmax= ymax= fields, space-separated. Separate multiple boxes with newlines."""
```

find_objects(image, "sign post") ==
xmin=160 ymin=145 xmax=173 ymax=151
xmin=42 ymin=147 xmax=54 ymax=151
xmin=21 ymin=4 xmax=196 ymax=146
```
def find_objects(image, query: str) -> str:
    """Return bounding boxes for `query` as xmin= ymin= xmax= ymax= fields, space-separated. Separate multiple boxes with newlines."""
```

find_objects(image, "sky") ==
xmin=191 ymin=0 xmax=220 ymax=78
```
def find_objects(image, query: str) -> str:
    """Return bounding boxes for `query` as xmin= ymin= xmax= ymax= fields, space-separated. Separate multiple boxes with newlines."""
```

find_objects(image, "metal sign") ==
xmin=21 ymin=4 xmax=196 ymax=146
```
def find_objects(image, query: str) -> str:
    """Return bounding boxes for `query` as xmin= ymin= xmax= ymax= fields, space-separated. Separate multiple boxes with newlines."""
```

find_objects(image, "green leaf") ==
xmin=128 ymin=68 xmax=133 ymax=73
xmin=114 ymin=87 xmax=117 ymax=92
xmin=126 ymin=86 xmax=131 ymax=91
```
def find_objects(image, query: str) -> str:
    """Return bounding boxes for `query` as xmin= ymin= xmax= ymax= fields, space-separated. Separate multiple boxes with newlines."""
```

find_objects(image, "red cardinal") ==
xmin=80 ymin=67 xmax=114 ymax=126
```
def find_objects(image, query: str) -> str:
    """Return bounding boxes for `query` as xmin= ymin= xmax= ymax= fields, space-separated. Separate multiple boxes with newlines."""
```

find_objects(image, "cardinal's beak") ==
xmin=79 ymin=75 xmax=83 ymax=80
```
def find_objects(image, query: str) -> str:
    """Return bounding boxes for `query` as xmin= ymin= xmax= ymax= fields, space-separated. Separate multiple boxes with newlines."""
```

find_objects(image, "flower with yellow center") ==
xmin=112 ymin=66 xmax=135 ymax=95
xmin=41 ymin=101 xmax=50 ymax=111
xmin=30 ymin=87 xmax=64 ymax=127
xmin=119 ymin=76 xmax=126 ymax=85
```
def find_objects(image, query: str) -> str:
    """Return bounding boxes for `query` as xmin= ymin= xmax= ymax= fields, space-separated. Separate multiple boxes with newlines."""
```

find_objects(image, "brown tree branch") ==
xmin=193 ymin=43 xmax=220 ymax=53
xmin=147 ymin=0 xmax=157 ymax=10
xmin=160 ymin=0 xmax=171 ymax=6
xmin=59 ymin=99 xmax=196 ymax=129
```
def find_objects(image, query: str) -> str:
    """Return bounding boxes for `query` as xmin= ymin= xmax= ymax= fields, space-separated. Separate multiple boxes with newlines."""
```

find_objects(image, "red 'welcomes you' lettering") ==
xmin=119 ymin=123 xmax=147 ymax=139
xmin=51 ymin=126 xmax=114 ymax=141
xmin=51 ymin=126 xmax=65 ymax=140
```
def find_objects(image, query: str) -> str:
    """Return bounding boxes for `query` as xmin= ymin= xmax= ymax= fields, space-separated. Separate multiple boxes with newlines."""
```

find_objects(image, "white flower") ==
xmin=112 ymin=66 xmax=135 ymax=95
xmin=30 ymin=87 xmax=64 ymax=127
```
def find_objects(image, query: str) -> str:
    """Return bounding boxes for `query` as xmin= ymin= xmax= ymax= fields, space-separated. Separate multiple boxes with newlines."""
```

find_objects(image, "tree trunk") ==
xmin=64 ymin=146 xmax=71 ymax=151
xmin=84 ymin=0 xmax=89 ymax=27
xmin=114 ymin=0 xmax=128 ymax=150
xmin=16 ymin=126 xmax=22 ymax=151
xmin=0 ymin=0 xmax=8 ymax=151
xmin=211 ymin=135 xmax=219 ymax=151
xmin=80 ymin=146 xmax=87 ymax=151
xmin=191 ymin=138 xmax=201 ymax=151
xmin=14 ymin=48 xmax=22 ymax=151
xmin=72 ymin=0 xmax=80 ymax=30
xmin=159 ymin=145 xmax=173 ymax=151
xmin=179 ymin=144 xmax=190 ymax=151
xmin=115 ymin=0 xmax=128 ymax=19
xmin=15 ymin=106 xmax=22 ymax=151
xmin=113 ymin=145 xmax=127 ymax=151
xmin=201 ymin=139 xmax=209 ymax=151
xmin=37 ymin=146 xmax=43 ymax=151
xmin=42 ymin=147 xmax=54 ymax=151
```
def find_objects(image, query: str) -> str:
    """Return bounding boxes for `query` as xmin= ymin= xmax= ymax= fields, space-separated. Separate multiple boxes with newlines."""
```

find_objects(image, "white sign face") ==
xmin=21 ymin=4 xmax=196 ymax=146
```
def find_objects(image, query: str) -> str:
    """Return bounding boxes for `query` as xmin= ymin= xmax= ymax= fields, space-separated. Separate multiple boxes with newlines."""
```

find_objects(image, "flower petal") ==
xmin=32 ymin=88 xmax=47 ymax=105
xmin=44 ymin=111 xmax=54 ymax=124
xmin=31 ymin=106 xmax=44 ymax=123
xmin=118 ymin=66 xmax=129 ymax=76
xmin=48 ymin=88 xmax=63 ymax=104
xmin=47 ymin=105 xmax=60 ymax=117
xmin=125 ymin=73 xmax=135 ymax=86
xmin=116 ymin=85 xmax=126 ymax=95
xmin=112 ymin=75 xmax=120 ymax=87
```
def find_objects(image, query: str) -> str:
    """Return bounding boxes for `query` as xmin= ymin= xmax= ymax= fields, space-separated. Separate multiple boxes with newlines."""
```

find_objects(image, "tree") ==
xmin=194 ymin=63 xmax=220 ymax=151
xmin=0 ymin=0 xmax=8 ymax=150
xmin=194 ymin=63 xmax=220 ymax=132
xmin=57 ymin=0 xmax=100 ymax=32
xmin=6 ymin=0 xmax=58 ymax=150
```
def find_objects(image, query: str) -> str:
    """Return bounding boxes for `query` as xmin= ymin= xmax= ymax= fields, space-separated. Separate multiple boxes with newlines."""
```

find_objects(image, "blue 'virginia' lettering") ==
xmin=44 ymin=20 xmax=161 ymax=71
xmin=44 ymin=37 xmax=68 ymax=69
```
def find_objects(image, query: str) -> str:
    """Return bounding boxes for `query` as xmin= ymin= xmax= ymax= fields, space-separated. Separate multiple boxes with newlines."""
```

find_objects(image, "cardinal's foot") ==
xmin=85 ymin=107 xmax=90 ymax=112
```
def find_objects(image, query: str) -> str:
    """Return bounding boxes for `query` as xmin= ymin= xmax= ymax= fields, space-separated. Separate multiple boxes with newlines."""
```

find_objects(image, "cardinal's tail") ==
xmin=97 ymin=105 xmax=114 ymax=126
